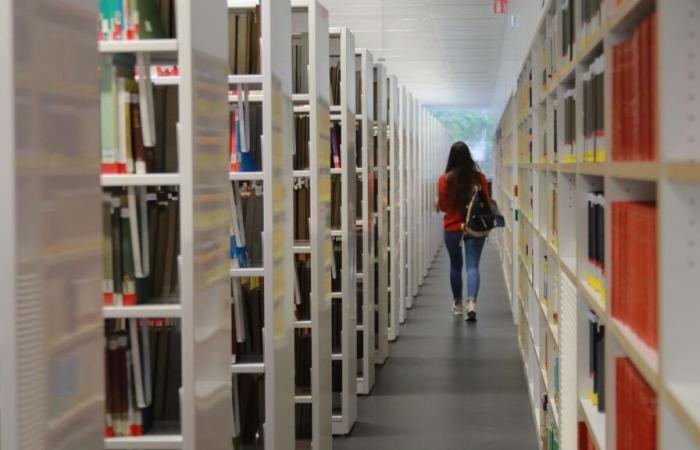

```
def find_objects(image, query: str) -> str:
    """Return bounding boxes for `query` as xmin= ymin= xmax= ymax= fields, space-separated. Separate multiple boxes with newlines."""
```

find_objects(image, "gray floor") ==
xmin=334 ymin=241 xmax=539 ymax=450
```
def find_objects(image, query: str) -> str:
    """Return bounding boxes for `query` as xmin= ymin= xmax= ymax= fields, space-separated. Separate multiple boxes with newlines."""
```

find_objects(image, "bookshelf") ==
xmin=0 ymin=1 xmax=103 ymax=449
xmin=373 ymin=63 xmax=389 ymax=365
xmin=97 ymin=0 xmax=235 ymax=448
xmin=387 ymin=75 xmax=401 ymax=342
xmin=397 ymin=85 xmax=409 ymax=323
xmin=227 ymin=0 xmax=298 ymax=448
xmin=494 ymin=1 xmax=700 ymax=449
xmin=328 ymin=26 xmax=359 ymax=436
xmin=355 ymin=48 xmax=376 ymax=396
xmin=405 ymin=92 xmax=416 ymax=309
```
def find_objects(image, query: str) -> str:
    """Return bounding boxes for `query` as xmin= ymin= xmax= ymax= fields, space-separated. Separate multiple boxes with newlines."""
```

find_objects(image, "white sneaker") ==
xmin=452 ymin=301 xmax=464 ymax=316
xmin=465 ymin=299 xmax=477 ymax=322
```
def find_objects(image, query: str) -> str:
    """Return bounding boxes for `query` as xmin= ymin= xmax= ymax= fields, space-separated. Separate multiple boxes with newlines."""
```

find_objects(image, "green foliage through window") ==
xmin=430 ymin=108 xmax=495 ymax=179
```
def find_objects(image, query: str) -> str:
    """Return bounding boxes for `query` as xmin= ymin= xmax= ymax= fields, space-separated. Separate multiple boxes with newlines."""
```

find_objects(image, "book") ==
xmin=227 ymin=9 xmax=261 ymax=75
xmin=612 ymin=13 xmax=658 ymax=161
xmin=611 ymin=202 xmax=658 ymax=349
xmin=616 ymin=357 xmax=657 ymax=450
xmin=105 ymin=318 xmax=179 ymax=437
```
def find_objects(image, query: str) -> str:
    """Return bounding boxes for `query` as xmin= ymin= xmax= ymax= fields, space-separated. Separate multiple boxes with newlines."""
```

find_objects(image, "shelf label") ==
xmin=493 ymin=0 xmax=508 ymax=14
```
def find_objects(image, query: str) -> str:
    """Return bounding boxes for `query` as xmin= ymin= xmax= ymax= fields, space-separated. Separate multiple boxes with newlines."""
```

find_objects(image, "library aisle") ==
xmin=335 ymin=242 xmax=539 ymax=450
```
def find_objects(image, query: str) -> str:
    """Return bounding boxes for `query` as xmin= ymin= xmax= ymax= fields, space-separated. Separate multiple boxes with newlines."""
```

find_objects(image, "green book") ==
xmin=121 ymin=197 xmax=137 ymax=305
xmin=136 ymin=0 xmax=166 ymax=39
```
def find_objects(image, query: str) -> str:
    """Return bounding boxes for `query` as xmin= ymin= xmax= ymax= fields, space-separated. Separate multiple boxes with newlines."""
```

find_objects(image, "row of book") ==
xmin=105 ymin=319 xmax=181 ymax=437
xmin=580 ymin=0 xmax=603 ymax=42
xmin=292 ymin=34 xmax=309 ymax=94
xmin=562 ymin=89 xmax=576 ymax=163
xmin=616 ymin=357 xmax=657 ymax=450
xmin=98 ymin=0 xmax=175 ymax=41
xmin=586 ymin=191 xmax=605 ymax=272
xmin=294 ymin=183 xmax=311 ymax=242
xmin=231 ymin=279 xmax=264 ymax=364
xmin=102 ymin=188 xmax=180 ymax=306
xmin=100 ymin=57 xmax=178 ymax=174
xmin=229 ymin=181 xmax=264 ymax=269
xmin=228 ymin=8 xmax=261 ymax=75
xmin=611 ymin=13 xmax=658 ymax=161
xmin=588 ymin=311 xmax=605 ymax=413
xmin=540 ymin=394 xmax=559 ymax=450
xmin=235 ymin=374 xmax=265 ymax=447
xmin=561 ymin=0 xmax=576 ymax=62
xmin=229 ymin=100 xmax=262 ymax=173
xmin=330 ymin=62 xmax=341 ymax=106
xmin=577 ymin=422 xmax=596 ymax=450
xmin=611 ymin=202 xmax=658 ymax=349
xmin=294 ymin=255 xmax=311 ymax=321
xmin=582 ymin=55 xmax=605 ymax=162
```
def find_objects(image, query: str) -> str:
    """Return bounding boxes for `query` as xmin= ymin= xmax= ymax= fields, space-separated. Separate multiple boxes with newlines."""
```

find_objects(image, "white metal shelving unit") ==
xmin=287 ymin=1 xmax=333 ymax=447
xmin=494 ymin=1 xmax=700 ymax=449
xmin=95 ymin=0 xmax=235 ymax=448
xmin=373 ymin=63 xmax=389 ymax=365
xmin=328 ymin=26 xmax=358 ymax=436
xmin=228 ymin=0 xmax=296 ymax=449
xmin=1 ymin=2 xmax=104 ymax=449
xmin=387 ymin=75 xmax=401 ymax=342
xmin=355 ymin=48 xmax=376 ymax=396
xmin=397 ymin=85 xmax=409 ymax=323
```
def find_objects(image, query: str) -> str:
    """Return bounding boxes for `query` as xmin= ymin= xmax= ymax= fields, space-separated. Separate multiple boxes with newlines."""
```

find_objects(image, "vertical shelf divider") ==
xmin=373 ymin=63 xmax=389 ymax=365
xmin=330 ymin=26 xmax=358 ymax=436
xmin=356 ymin=48 xmax=376 ymax=395
xmin=387 ymin=75 xmax=401 ymax=341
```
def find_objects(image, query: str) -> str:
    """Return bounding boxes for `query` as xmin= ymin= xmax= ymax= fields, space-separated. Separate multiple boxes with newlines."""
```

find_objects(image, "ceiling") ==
xmin=319 ymin=0 xmax=509 ymax=107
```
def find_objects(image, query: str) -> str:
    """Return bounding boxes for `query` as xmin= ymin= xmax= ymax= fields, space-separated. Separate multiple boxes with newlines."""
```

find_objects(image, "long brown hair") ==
xmin=444 ymin=141 xmax=480 ymax=211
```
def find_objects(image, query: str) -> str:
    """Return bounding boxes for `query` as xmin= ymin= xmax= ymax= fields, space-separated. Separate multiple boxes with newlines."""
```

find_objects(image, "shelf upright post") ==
xmin=328 ymin=26 xmax=358 ymax=436
xmin=373 ymin=63 xmax=389 ymax=365
xmin=306 ymin=1 xmax=332 ymax=447
xmin=405 ymin=91 xmax=415 ymax=309
xmin=387 ymin=75 xmax=401 ymax=341
xmin=179 ymin=0 xmax=235 ymax=446
xmin=262 ymin=0 xmax=295 ymax=447
xmin=398 ymin=85 xmax=408 ymax=322
xmin=355 ymin=48 xmax=376 ymax=395
xmin=0 ymin=1 xmax=104 ymax=449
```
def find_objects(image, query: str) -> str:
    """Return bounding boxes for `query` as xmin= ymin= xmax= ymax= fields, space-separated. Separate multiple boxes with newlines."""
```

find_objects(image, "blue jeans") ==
xmin=444 ymin=232 xmax=486 ymax=301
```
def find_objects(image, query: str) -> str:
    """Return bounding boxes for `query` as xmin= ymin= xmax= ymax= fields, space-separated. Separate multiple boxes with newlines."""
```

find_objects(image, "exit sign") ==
xmin=494 ymin=0 xmax=508 ymax=14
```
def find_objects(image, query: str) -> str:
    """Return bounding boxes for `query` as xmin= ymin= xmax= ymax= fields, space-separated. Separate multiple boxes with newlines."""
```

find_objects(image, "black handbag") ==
xmin=461 ymin=185 xmax=504 ymax=238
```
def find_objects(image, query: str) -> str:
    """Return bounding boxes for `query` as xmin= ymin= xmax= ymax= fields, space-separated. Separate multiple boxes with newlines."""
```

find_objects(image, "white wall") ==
xmin=490 ymin=0 xmax=549 ymax=118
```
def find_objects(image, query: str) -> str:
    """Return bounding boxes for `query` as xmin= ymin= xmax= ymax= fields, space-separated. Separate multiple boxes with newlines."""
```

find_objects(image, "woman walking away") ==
xmin=436 ymin=142 xmax=490 ymax=322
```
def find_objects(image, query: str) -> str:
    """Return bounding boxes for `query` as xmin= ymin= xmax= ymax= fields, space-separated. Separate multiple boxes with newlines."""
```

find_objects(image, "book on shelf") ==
xmin=292 ymin=33 xmax=309 ymax=94
xmin=611 ymin=202 xmax=658 ymax=349
xmin=103 ymin=188 xmax=179 ymax=306
xmin=293 ymin=116 xmax=310 ymax=170
xmin=563 ymin=89 xmax=576 ymax=163
xmin=105 ymin=318 xmax=181 ymax=437
xmin=616 ymin=357 xmax=657 ymax=450
xmin=98 ymin=0 xmax=174 ymax=41
xmin=228 ymin=7 xmax=261 ymax=75
xmin=231 ymin=278 xmax=264 ymax=363
xmin=331 ymin=123 xmax=342 ymax=169
xmin=588 ymin=311 xmax=605 ymax=412
xmin=552 ymin=98 xmax=558 ymax=163
xmin=540 ymin=393 xmax=559 ymax=450
xmin=330 ymin=62 xmax=341 ymax=106
xmin=580 ymin=0 xmax=603 ymax=44
xmin=582 ymin=55 xmax=605 ymax=162
xmin=612 ymin=12 xmax=658 ymax=161
xmin=234 ymin=373 xmax=265 ymax=447
xmin=100 ymin=55 xmax=178 ymax=174
xmin=293 ymin=180 xmax=310 ymax=242
xmin=586 ymin=191 xmax=605 ymax=293
xmin=561 ymin=0 xmax=575 ymax=63
xmin=230 ymin=92 xmax=262 ymax=172
xmin=294 ymin=254 xmax=311 ymax=321
xmin=228 ymin=181 xmax=263 ymax=269
xmin=578 ymin=421 xmax=597 ymax=450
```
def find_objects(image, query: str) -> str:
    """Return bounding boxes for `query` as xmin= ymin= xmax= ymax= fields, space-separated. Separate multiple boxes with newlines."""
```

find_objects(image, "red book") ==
xmin=650 ymin=13 xmax=659 ymax=161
